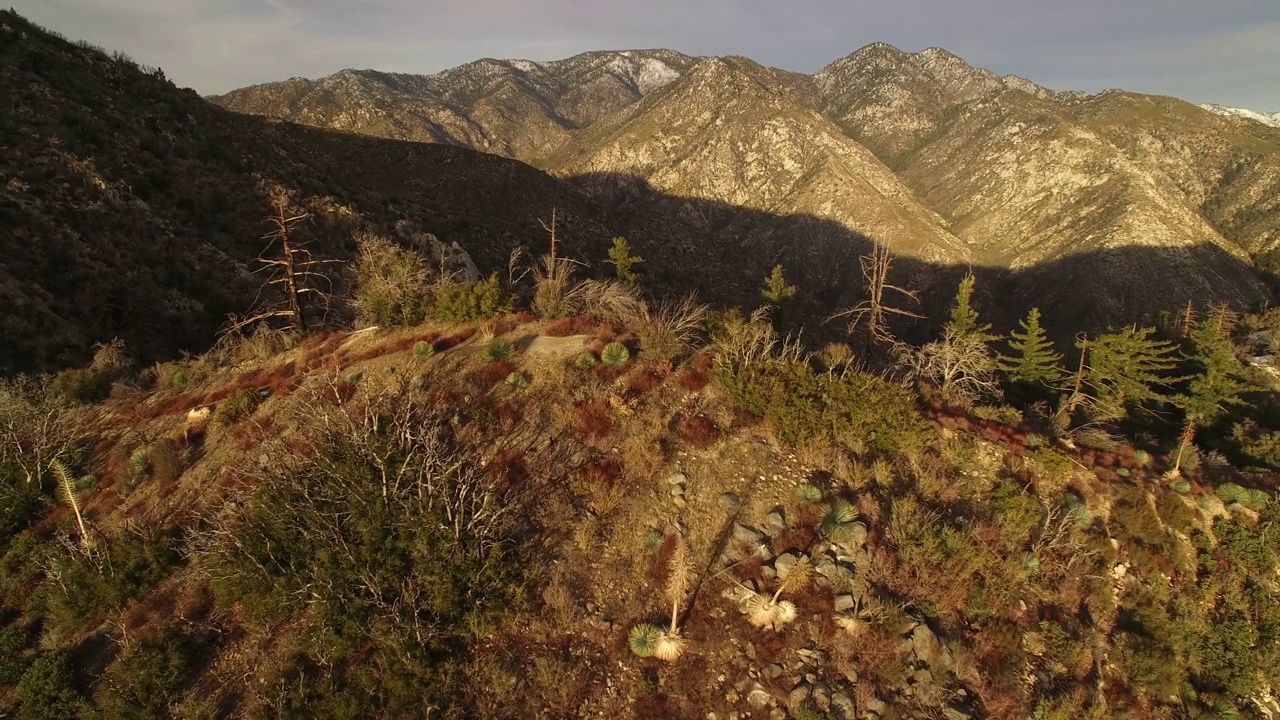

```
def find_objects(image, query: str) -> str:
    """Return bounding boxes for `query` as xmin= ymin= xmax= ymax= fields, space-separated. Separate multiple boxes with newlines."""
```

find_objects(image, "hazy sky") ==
xmin=13 ymin=0 xmax=1280 ymax=108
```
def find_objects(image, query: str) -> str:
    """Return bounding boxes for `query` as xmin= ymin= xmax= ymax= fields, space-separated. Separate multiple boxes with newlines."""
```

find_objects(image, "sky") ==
xmin=12 ymin=0 xmax=1280 ymax=109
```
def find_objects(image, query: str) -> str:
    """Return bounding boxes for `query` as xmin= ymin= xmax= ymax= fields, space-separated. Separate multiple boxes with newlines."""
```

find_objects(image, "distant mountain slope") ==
xmin=0 ymin=11 xmax=619 ymax=373
xmin=213 ymin=50 xmax=697 ymax=162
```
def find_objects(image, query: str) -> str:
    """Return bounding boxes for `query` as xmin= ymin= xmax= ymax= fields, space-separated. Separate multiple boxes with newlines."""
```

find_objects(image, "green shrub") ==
xmin=505 ymin=372 xmax=529 ymax=390
xmin=0 ymin=625 xmax=30 ymax=685
xmin=43 ymin=527 xmax=180 ymax=635
xmin=601 ymin=342 xmax=631 ymax=367
xmin=486 ymin=338 xmax=516 ymax=363
xmin=213 ymin=388 xmax=260 ymax=426
xmin=91 ymin=635 xmax=201 ymax=720
xmin=1216 ymin=483 xmax=1249 ymax=506
xmin=169 ymin=370 xmax=188 ymax=390
xmin=412 ymin=341 xmax=435 ymax=359
xmin=715 ymin=359 xmax=929 ymax=458
xmin=433 ymin=275 xmax=513 ymax=323
xmin=48 ymin=368 xmax=109 ymax=404
xmin=794 ymin=484 xmax=823 ymax=504
xmin=573 ymin=352 xmax=598 ymax=370
xmin=16 ymin=652 xmax=83 ymax=720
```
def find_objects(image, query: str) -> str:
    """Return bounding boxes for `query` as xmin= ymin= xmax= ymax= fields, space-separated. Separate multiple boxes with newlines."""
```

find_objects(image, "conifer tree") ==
xmin=1003 ymin=307 xmax=1064 ymax=387
xmin=946 ymin=272 xmax=996 ymax=343
xmin=1084 ymin=326 xmax=1182 ymax=423
xmin=1172 ymin=319 xmax=1251 ymax=473
xmin=761 ymin=264 xmax=797 ymax=305
xmin=607 ymin=237 xmax=643 ymax=285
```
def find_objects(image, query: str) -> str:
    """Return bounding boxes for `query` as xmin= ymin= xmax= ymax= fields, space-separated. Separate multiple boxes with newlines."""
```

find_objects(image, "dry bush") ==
xmin=544 ymin=315 xmax=595 ymax=337
xmin=573 ymin=400 xmax=615 ymax=439
xmin=674 ymin=366 xmax=709 ymax=392
xmin=678 ymin=414 xmax=720 ymax=448
xmin=625 ymin=367 xmax=664 ymax=396
xmin=149 ymin=437 xmax=186 ymax=484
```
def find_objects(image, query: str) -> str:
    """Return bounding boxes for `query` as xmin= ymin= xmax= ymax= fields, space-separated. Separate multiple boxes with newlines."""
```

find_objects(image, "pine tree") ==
xmin=761 ymin=264 xmax=796 ymax=305
xmin=1171 ymin=319 xmax=1252 ymax=473
xmin=946 ymin=273 xmax=997 ymax=343
xmin=1003 ymin=307 xmax=1064 ymax=387
xmin=1084 ymin=326 xmax=1182 ymax=423
xmin=607 ymin=237 xmax=643 ymax=285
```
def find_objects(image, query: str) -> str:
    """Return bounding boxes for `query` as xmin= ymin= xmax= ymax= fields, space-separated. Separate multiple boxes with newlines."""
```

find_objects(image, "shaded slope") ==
xmin=0 ymin=11 xmax=615 ymax=373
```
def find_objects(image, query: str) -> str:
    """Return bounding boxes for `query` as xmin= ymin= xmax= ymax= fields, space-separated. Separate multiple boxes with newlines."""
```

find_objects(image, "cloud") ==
xmin=10 ymin=0 xmax=1280 ymax=108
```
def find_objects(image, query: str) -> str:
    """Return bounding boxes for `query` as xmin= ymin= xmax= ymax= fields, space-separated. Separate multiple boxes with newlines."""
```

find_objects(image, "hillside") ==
xmin=0 ymin=11 xmax=622 ymax=374
xmin=4 ymin=271 xmax=1280 ymax=719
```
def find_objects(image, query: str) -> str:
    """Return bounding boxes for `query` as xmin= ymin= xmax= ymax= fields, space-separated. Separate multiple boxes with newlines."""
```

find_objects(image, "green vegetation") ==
xmin=601 ymin=342 xmax=631 ymax=367
xmin=607 ymin=237 xmax=644 ymax=284
xmin=761 ymin=264 xmax=797 ymax=305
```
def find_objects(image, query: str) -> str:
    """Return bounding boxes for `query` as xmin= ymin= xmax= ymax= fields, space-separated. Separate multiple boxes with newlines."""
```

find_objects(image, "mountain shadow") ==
xmin=565 ymin=172 xmax=1276 ymax=347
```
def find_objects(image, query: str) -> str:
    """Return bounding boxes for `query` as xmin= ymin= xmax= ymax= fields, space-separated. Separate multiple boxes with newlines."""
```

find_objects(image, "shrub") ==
xmin=92 ymin=635 xmax=200 ymax=720
xmin=678 ymin=415 xmax=720 ymax=448
xmin=434 ymin=275 xmax=514 ymax=323
xmin=43 ymin=527 xmax=180 ymax=635
xmin=16 ymin=652 xmax=83 ymax=720
xmin=412 ymin=340 xmax=435 ymax=359
xmin=148 ymin=438 xmax=185 ymax=484
xmin=0 ymin=625 xmax=29 ymax=685
xmin=486 ymin=338 xmax=516 ymax=363
xmin=505 ymin=372 xmax=529 ymax=390
xmin=351 ymin=234 xmax=432 ymax=328
xmin=48 ymin=367 xmax=110 ymax=404
xmin=601 ymin=342 xmax=631 ymax=367
xmin=573 ymin=352 xmax=598 ymax=371
xmin=213 ymin=388 xmax=260 ymax=425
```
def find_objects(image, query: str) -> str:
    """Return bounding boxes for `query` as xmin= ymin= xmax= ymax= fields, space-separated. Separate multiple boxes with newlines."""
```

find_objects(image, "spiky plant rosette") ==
xmin=601 ymin=341 xmax=631 ymax=367
xmin=485 ymin=337 xmax=515 ymax=362
xmin=628 ymin=623 xmax=662 ymax=657
xmin=819 ymin=500 xmax=862 ymax=542
xmin=652 ymin=630 xmax=687 ymax=661
xmin=794 ymin=483 xmax=823 ymax=505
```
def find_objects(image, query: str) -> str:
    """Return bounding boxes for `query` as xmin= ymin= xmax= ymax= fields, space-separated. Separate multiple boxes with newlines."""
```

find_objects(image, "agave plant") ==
xmin=1243 ymin=488 xmax=1272 ymax=511
xmin=834 ymin=596 xmax=887 ymax=638
xmin=601 ymin=342 xmax=631 ymax=367
xmin=1168 ymin=477 xmax=1192 ymax=495
xmin=743 ymin=556 xmax=811 ymax=630
xmin=49 ymin=459 xmax=93 ymax=552
xmin=505 ymin=372 xmax=529 ymax=390
xmin=573 ymin=352 xmax=599 ymax=370
xmin=412 ymin=340 xmax=435 ymax=359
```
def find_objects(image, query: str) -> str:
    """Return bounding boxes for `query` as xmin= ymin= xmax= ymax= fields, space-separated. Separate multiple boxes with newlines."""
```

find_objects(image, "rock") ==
xmin=671 ymin=485 xmax=685 ymax=496
xmin=765 ymin=663 xmax=784 ymax=679
xmin=834 ymin=521 xmax=868 ymax=551
xmin=774 ymin=552 xmax=802 ymax=580
xmin=666 ymin=472 xmax=688 ymax=486
xmin=747 ymin=683 xmax=771 ymax=708
xmin=913 ymin=668 xmax=934 ymax=686
xmin=733 ymin=523 xmax=765 ymax=546
xmin=864 ymin=697 xmax=887 ymax=715
xmin=834 ymin=594 xmax=856 ymax=612
xmin=912 ymin=623 xmax=945 ymax=671
xmin=673 ymin=496 xmax=687 ymax=509
xmin=831 ymin=692 xmax=856 ymax=720
xmin=762 ymin=510 xmax=786 ymax=535
xmin=943 ymin=704 xmax=975 ymax=720
xmin=788 ymin=685 xmax=810 ymax=709
xmin=718 ymin=492 xmax=742 ymax=512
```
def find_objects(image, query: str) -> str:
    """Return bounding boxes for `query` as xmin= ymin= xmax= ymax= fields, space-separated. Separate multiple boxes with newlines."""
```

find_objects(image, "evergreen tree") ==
xmin=946 ymin=272 xmax=997 ymax=343
xmin=607 ymin=237 xmax=643 ymax=284
xmin=1002 ymin=307 xmax=1064 ymax=387
xmin=1084 ymin=326 xmax=1182 ymax=423
xmin=1171 ymin=319 xmax=1251 ymax=473
xmin=761 ymin=264 xmax=797 ymax=305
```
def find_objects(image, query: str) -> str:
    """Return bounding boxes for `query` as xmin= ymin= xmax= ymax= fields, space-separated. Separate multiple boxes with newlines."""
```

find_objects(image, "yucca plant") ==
xmin=743 ymin=556 xmax=811 ymax=630
xmin=573 ymin=352 xmax=598 ymax=370
xmin=628 ymin=623 xmax=663 ymax=658
xmin=486 ymin=337 xmax=516 ymax=363
xmin=1132 ymin=449 xmax=1152 ymax=467
xmin=834 ymin=596 xmax=887 ymax=638
xmin=794 ymin=483 xmax=823 ymax=505
xmin=505 ymin=372 xmax=529 ymax=390
xmin=819 ymin=500 xmax=863 ymax=543
xmin=653 ymin=532 xmax=693 ymax=661
xmin=412 ymin=340 xmax=435 ymax=359
xmin=49 ymin=459 xmax=93 ymax=552
xmin=1216 ymin=483 xmax=1249 ymax=506
xmin=601 ymin=342 xmax=630 ymax=367
xmin=1244 ymin=488 xmax=1271 ymax=511
xmin=1168 ymin=477 xmax=1192 ymax=495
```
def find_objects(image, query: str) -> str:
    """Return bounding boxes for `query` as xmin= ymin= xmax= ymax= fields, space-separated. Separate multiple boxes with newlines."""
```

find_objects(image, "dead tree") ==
xmin=831 ymin=242 xmax=923 ymax=356
xmin=225 ymin=194 xmax=336 ymax=336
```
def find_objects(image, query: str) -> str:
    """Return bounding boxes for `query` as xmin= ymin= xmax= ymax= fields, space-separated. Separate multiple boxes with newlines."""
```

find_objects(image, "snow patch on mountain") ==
xmin=608 ymin=56 xmax=682 ymax=94
xmin=1199 ymin=103 xmax=1280 ymax=128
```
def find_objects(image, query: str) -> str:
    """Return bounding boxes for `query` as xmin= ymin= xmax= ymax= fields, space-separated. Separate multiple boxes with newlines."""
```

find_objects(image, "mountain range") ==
xmin=216 ymin=44 xmax=1280 ymax=332
xmin=5 ymin=8 xmax=1280 ymax=373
